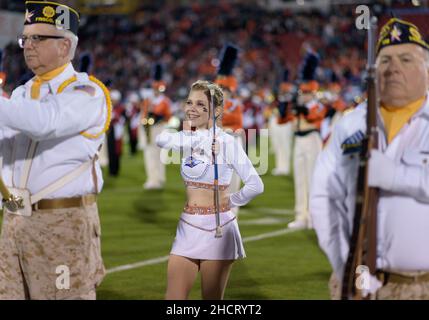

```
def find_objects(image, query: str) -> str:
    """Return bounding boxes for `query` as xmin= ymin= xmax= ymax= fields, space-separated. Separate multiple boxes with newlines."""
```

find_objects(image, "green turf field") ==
xmin=0 ymin=139 xmax=332 ymax=300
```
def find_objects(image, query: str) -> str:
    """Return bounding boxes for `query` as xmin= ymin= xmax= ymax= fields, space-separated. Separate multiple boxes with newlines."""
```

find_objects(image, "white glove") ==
xmin=368 ymin=149 xmax=396 ymax=191
xmin=361 ymin=274 xmax=383 ymax=298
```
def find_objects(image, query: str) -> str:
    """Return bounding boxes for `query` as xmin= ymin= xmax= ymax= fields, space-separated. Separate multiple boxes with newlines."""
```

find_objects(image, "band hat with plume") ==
xmin=79 ymin=52 xmax=92 ymax=73
xmin=328 ymin=70 xmax=341 ymax=92
xmin=215 ymin=44 xmax=239 ymax=92
xmin=299 ymin=51 xmax=320 ymax=93
xmin=152 ymin=63 xmax=166 ymax=91
xmin=376 ymin=18 xmax=429 ymax=54
xmin=280 ymin=68 xmax=293 ymax=92
xmin=24 ymin=1 xmax=80 ymax=35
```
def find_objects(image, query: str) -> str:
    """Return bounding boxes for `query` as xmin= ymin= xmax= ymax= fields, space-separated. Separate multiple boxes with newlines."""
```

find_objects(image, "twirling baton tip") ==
xmin=208 ymin=84 xmax=216 ymax=96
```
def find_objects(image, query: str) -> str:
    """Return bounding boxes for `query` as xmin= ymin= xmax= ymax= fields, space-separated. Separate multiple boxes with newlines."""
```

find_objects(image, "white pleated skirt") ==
xmin=170 ymin=210 xmax=246 ymax=260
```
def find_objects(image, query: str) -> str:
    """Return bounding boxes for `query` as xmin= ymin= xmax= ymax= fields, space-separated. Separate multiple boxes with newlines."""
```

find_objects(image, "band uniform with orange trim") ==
xmin=222 ymin=98 xmax=243 ymax=132
xmin=141 ymin=94 xmax=172 ymax=126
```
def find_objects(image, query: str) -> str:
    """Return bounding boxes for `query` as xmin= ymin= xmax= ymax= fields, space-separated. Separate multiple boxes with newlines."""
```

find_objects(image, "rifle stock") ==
xmin=341 ymin=16 xmax=380 ymax=300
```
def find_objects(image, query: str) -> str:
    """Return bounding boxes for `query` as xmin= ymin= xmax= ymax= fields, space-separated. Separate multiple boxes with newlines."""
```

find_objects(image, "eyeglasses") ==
xmin=18 ymin=35 xmax=65 ymax=48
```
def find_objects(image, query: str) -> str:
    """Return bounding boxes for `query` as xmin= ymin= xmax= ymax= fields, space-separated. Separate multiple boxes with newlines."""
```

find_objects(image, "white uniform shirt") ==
xmin=156 ymin=127 xmax=264 ymax=207
xmin=0 ymin=64 xmax=109 ymax=198
xmin=310 ymin=95 xmax=429 ymax=278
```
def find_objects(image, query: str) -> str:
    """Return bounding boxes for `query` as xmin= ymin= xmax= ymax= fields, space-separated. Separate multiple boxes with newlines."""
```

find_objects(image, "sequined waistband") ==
xmin=183 ymin=204 xmax=231 ymax=215
xmin=184 ymin=180 xmax=229 ymax=191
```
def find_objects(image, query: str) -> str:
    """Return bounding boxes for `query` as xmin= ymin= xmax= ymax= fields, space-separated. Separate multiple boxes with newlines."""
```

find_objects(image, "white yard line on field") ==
xmin=106 ymin=227 xmax=298 ymax=275
xmin=106 ymin=256 xmax=170 ymax=274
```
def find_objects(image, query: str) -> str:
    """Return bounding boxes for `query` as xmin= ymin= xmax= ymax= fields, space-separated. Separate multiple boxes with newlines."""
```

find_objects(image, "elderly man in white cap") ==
xmin=0 ymin=1 xmax=110 ymax=299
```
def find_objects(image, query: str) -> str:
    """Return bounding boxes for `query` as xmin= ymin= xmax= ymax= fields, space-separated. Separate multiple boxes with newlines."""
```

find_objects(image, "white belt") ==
xmin=4 ymin=139 xmax=100 ymax=217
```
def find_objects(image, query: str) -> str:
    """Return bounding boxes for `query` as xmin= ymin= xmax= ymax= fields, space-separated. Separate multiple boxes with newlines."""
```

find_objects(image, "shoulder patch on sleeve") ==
xmin=73 ymin=84 xmax=96 ymax=96
xmin=57 ymin=74 xmax=112 ymax=139
xmin=341 ymin=130 xmax=365 ymax=155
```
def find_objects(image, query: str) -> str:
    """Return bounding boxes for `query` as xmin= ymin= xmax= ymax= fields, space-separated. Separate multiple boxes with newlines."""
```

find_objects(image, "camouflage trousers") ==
xmin=328 ymin=272 xmax=429 ymax=300
xmin=376 ymin=281 xmax=429 ymax=300
xmin=0 ymin=203 xmax=105 ymax=300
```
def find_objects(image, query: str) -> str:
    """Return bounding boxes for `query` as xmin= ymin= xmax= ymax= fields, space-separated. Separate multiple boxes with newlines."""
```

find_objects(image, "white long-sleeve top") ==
xmin=156 ymin=127 xmax=264 ymax=207
xmin=310 ymin=95 xmax=429 ymax=279
xmin=0 ymin=63 xmax=109 ymax=198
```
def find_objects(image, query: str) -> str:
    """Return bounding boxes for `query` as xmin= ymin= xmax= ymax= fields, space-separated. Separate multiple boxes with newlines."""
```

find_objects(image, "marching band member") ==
xmin=156 ymin=80 xmax=263 ymax=300
xmin=125 ymin=91 xmax=140 ymax=156
xmin=215 ymin=45 xmax=245 ymax=216
xmin=288 ymin=49 xmax=326 ymax=230
xmin=272 ymin=69 xmax=295 ymax=176
xmin=107 ymin=90 xmax=126 ymax=176
xmin=141 ymin=64 xmax=172 ymax=190
xmin=319 ymin=73 xmax=347 ymax=145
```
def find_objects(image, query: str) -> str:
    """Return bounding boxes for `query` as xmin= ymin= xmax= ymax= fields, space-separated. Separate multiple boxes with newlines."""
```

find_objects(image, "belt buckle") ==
xmin=3 ymin=194 xmax=25 ymax=213
xmin=3 ymin=188 xmax=32 ymax=217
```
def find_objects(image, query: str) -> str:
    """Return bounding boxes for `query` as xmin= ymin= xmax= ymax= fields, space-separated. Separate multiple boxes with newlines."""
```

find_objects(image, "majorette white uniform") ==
xmin=0 ymin=63 xmax=109 ymax=199
xmin=310 ymin=96 xmax=429 ymax=280
xmin=156 ymin=126 xmax=264 ymax=260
